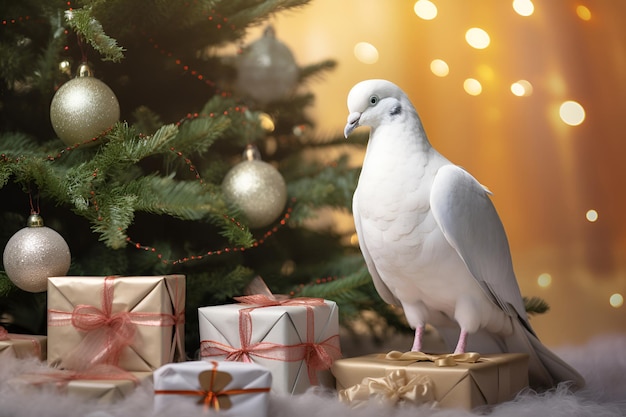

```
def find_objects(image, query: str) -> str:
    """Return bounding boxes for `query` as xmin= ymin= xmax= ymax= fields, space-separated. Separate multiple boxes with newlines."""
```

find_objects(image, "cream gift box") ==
xmin=47 ymin=275 xmax=185 ymax=372
xmin=154 ymin=360 xmax=271 ymax=417
xmin=8 ymin=367 xmax=152 ymax=404
xmin=198 ymin=296 xmax=341 ymax=394
xmin=0 ymin=328 xmax=47 ymax=361
xmin=332 ymin=351 xmax=529 ymax=410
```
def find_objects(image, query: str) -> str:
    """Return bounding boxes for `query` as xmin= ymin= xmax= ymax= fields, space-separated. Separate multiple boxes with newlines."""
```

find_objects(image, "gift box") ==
xmin=154 ymin=360 xmax=271 ymax=417
xmin=47 ymin=275 xmax=185 ymax=372
xmin=0 ymin=327 xmax=47 ymax=361
xmin=198 ymin=295 xmax=341 ymax=394
xmin=332 ymin=351 xmax=529 ymax=410
xmin=8 ymin=366 xmax=152 ymax=404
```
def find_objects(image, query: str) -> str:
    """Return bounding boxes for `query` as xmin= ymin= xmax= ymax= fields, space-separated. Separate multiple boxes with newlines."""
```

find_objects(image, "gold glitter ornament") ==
xmin=50 ymin=63 xmax=120 ymax=146
xmin=222 ymin=145 xmax=287 ymax=229
xmin=2 ymin=214 xmax=71 ymax=293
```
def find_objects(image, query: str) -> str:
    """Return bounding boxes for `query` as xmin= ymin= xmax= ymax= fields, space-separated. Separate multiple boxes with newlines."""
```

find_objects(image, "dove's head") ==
xmin=344 ymin=79 xmax=412 ymax=138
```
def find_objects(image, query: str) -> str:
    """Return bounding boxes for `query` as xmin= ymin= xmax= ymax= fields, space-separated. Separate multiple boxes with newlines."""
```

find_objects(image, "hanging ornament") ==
xmin=50 ymin=63 xmax=120 ymax=146
xmin=2 ymin=214 xmax=71 ymax=293
xmin=222 ymin=145 xmax=288 ymax=229
xmin=236 ymin=26 xmax=299 ymax=104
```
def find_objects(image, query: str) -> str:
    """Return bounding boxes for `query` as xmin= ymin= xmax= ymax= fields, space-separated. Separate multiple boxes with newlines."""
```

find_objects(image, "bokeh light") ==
xmin=538 ymin=273 xmax=552 ymax=288
xmin=576 ymin=5 xmax=592 ymax=21
xmin=353 ymin=42 xmax=379 ymax=64
xmin=465 ymin=28 xmax=490 ymax=49
xmin=430 ymin=59 xmax=450 ymax=77
xmin=511 ymin=80 xmax=533 ymax=96
xmin=513 ymin=0 xmax=535 ymax=16
xmin=463 ymin=78 xmax=482 ymax=95
xmin=609 ymin=293 xmax=624 ymax=308
xmin=414 ymin=0 xmax=438 ymax=20
xmin=559 ymin=100 xmax=586 ymax=126
xmin=586 ymin=209 xmax=598 ymax=222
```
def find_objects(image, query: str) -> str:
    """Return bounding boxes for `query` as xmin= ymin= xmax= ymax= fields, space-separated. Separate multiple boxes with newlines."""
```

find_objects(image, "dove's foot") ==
xmin=411 ymin=325 xmax=424 ymax=351
xmin=453 ymin=329 xmax=468 ymax=354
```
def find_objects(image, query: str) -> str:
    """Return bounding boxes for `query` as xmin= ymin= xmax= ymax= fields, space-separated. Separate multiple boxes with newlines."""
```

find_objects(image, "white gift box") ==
xmin=198 ymin=298 xmax=340 ymax=394
xmin=153 ymin=360 xmax=271 ymax=417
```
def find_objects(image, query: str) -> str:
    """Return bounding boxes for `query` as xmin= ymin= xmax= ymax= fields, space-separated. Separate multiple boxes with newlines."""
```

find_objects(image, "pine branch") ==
xmin=298 ymin=59 xmax=337 ymax=84
xmin=65 ymin=6 xmax=125 ymax=62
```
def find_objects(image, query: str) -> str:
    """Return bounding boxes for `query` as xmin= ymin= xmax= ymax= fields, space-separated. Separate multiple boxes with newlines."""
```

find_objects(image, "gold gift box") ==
xmin=332 ymin=352 xmax=529 ymax=410
xmin=0 ymin=334 xmax=47 ymax=361
xmin=9 ymin=370 xmax=152 ymax=404
xmin=47 ymin=275 xmax=185 ymax=372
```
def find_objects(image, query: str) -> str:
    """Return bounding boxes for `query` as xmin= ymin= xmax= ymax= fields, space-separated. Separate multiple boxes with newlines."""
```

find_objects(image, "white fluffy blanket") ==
xmin=1 ymin=334 xmax=625 ymax=417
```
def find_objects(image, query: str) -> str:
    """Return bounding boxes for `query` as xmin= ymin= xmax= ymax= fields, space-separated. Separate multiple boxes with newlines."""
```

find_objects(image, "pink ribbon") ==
xmin=48 ymin=276 xmax=184 ymax=370
xmin=200 ymin=295 xmax=341 ymax=385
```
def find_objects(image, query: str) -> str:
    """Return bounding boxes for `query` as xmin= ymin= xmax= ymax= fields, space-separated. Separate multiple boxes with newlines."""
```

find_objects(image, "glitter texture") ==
xmin=2 ymin=226 xmax=71 ymax=293
xmin=50 ymin=76 xmax=120 ymax=146
xmin=222 ymin=160 xmax=287 ymax=228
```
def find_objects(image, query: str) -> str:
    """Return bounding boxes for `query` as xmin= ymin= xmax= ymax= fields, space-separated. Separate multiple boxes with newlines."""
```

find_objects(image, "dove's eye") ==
xmin=369 ymin=95 xmax=379 ymax=106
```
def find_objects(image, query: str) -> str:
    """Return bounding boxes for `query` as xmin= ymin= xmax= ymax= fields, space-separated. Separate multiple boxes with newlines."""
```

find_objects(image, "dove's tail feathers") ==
xmin=511 ymin=320 xmax=586 ymax=391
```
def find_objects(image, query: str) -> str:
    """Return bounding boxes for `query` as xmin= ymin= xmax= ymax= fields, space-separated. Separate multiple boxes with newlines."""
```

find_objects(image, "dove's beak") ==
xmin=344 ymin=112 xmax=361 ymax=138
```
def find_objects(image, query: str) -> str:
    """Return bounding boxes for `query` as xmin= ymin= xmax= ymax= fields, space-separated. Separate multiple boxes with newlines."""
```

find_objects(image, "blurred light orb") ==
xmin=465 ymin=28 xmax=490 ymax=49
xmin=513 ymin=0 xmax=535 ymax=17
xmin=609 ymin=293 xmax=624 ymax=308
xmin=576 ymin=5 xmax=592 ymax=21
xmin=511 ymin=80 xmax=533 ymax=96
xmin=586 ymin=209 xmax=598 ymax=222
xmin=463 ymin=78 xmax=482 ymax=96
xmin=559 ymin=100 xmax=585 ymax=126
xmin=430 ymin=59 xmax=449 ymax=77
xmin=537 ymin=273 xmax=552 ymax=288
xmin=258 ymin=112 xmax=275 ymax=132
xmin=414 ymin=0 xmax=438 ymax=20
xmin=354 ymin=42 xmax=379 ymax=64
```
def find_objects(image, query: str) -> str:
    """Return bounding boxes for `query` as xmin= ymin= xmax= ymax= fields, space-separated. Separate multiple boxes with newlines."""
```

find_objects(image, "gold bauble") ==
xmin=50 ymin=63 xmax=120 ymax=146
xmin=222 ymin=146 xmax=287 ymax=228
xmin=2 ymin=214 xmax=71 ymax=293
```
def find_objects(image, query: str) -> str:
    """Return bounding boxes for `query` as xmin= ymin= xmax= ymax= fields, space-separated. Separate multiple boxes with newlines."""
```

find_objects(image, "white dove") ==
xmin=345 ymin=79 xmax=584 ymax=390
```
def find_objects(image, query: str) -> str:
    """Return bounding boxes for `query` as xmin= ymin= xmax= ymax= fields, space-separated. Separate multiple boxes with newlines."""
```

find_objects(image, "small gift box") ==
xmin=332 ymin=351 xmax=529 ymax=410
xmin=8 ymin=365 xmax=152 ymax=404
xmin=47 ymin=275 xmax=185 ymax=372
xmin=154 ymin=360 xmax=272 ymax=417
xmin=198 ymin=295 xmax=341 ymax=394
xmin=0 ymin=327 xmax=47 ymax=361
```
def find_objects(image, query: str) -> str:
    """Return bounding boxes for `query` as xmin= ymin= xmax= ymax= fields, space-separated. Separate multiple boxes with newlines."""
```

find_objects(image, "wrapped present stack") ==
xmin=9 ymin=274 xmax=185 ymax=404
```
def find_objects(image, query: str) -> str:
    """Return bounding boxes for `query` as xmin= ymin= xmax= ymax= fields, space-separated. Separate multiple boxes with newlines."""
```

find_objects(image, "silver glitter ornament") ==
xmin=236 ymin=26 xmax=298 ymax=104
xmin=2 ymin=214 xmax=71 ymax=293
xmin=50 ymin=63 xmax=120 ymax=146
xmin=222 ymin=145 xmax=287 ymax=228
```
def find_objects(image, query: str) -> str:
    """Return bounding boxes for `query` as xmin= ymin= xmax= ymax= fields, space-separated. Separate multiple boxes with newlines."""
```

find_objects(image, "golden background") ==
xmin=255 ymin=0 xmax=625 ymax=347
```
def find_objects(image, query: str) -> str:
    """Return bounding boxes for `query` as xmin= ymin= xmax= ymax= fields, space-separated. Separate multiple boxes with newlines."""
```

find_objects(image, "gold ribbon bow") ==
xmin=339 ymin=369 xmax=434 ymax=408
xmin=383 ymin=350 xmax=481 ymax=367
xmin=154 ymin=361 xmax=270 ymax=412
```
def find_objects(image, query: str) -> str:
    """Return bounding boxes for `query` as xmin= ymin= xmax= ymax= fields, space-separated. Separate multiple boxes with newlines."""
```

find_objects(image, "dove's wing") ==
xmin=353 ymin=195 xmax=401 ymax=306
xmin=429 ymin=164 xmax=530 ymax=327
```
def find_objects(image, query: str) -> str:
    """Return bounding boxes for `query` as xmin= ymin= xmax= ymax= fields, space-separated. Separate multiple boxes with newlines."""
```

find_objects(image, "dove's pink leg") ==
xmin=411 ymin=325 xmax=424 ymax=351
xmin=454 ymin=329 xmax=468 ymax=354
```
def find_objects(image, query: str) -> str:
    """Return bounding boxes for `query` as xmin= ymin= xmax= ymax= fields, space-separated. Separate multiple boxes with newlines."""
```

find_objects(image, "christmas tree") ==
xmin=0 ymin=0 xmax=408 ymax=356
